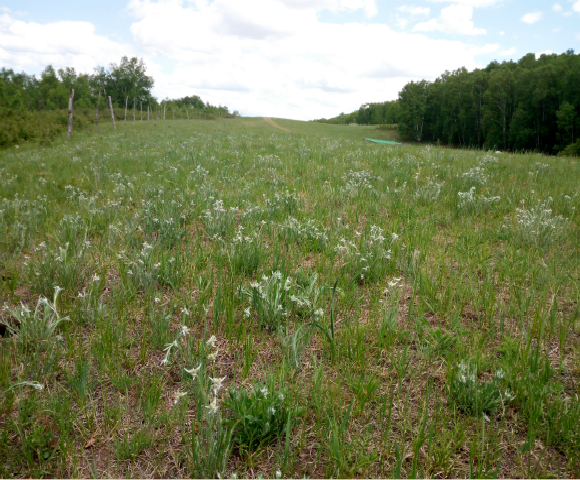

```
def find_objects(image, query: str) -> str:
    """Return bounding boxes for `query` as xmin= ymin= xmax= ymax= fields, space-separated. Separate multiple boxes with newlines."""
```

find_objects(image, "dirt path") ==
xmin=263 ymin=117 xmax=291 ymax=132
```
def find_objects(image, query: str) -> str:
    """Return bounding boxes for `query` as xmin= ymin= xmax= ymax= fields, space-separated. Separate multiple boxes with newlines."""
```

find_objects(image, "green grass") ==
xmin=0 ymin=116 xmax=579 ymax=478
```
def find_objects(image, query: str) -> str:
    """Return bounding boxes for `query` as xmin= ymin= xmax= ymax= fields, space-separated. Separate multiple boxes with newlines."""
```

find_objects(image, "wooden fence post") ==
xmin=95 ymin=90 xmax=101 ymax=133
xmin=67 ymin=89 xmax=75 ymax=140
xmin=141 ymin=101 xmax=143 ymax=121
xmin=147 ymin=105 xmax=150 ymax=121
xmin=133 ymin=98 xmax=136 ymax=121
xmin=163 ymin=103 xmax=166 ymax=120
xmin=125 ymin=97 xmax=128 ymax=121
xmin=109 ymin=96 xmax=116 ymax=130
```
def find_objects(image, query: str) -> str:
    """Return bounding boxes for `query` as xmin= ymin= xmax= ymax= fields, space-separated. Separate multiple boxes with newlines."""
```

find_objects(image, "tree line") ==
xmin=317 ymin=50 xmax=580 ymax=155
xmin=0 ymin=56 xmax=237 ymax=147
xmin=0 ymin=55 xmax=235 ymax=117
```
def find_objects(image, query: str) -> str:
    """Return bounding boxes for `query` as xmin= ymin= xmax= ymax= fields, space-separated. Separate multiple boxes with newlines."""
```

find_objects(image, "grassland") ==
xmin=0 ymin=117 xmax=579 ymax=478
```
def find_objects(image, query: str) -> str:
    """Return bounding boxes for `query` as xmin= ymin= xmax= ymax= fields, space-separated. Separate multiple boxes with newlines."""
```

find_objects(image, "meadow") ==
xmin=0 ymin=117 xmax=579 ymax=478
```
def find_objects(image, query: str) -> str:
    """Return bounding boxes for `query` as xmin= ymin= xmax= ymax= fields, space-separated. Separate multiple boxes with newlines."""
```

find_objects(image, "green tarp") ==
xmin=364 ymin=138 xmax=401 ymax=145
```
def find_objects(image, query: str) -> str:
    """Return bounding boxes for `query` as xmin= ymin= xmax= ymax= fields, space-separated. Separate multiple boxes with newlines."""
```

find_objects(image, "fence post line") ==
xmin=109 ymin=96 xmax=116 ymax=130
xmin=95 ymin=90 xmax=101 ymax=134
xmin=67 ymin=89 xmax=75 ymax=140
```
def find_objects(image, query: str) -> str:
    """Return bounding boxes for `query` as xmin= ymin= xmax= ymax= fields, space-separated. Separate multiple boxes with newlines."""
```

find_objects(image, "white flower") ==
xmin=314 ymin=308 xmax=324 ymax=317
xmin=173 ymin=390 xmax=187 ymax=404
xmin=185 ymin=363 xmax=202 ymax=380
xmin=206 ymin=397 xmax=219 ymax=414
xmin=206 ymin=335 xmax=217 ymax=348
xmin=54 ymin=285 xmax=64 ymax=294
xmin=210 ymin=375 xmax=227 ymax=395
xmin=181 ymin=324 xmax=190 ymax=336
xmin=260 ymin=386 xmax=269 ymax=398
xmin=244 ymin=306 xmax=251 ymax=317
xmin=276 ymin=470 xmax=282 ymax=479
xmin=208 ymin=348 xmax=219 ymax=361
xmin=154 ymin=297 xmax=161 ymax=303
xmin=181 ymin=307 xmax=190 ymax=316
xmin=92 ymin=273 xmax=101 ymax=283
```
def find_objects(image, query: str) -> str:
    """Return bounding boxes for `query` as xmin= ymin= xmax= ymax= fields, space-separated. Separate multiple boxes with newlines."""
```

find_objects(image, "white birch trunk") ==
xmin=125 ymin=97 xmax=128 ymax=121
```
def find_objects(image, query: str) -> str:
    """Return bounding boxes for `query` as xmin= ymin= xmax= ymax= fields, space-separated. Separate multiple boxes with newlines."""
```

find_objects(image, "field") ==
xmin=0 ymin=117 xmax=579 ymax=478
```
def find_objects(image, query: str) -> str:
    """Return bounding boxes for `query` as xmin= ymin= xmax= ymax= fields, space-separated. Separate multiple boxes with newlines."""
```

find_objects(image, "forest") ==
xmin=0 ymin=56 xmax=235 ymax=147
xmin=317 ymin=50 xmax=580 ymax=155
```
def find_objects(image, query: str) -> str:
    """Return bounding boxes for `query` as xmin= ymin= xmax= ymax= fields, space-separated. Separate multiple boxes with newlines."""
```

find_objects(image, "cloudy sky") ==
xmin=1 ymin=0 xmax=579 ymax=119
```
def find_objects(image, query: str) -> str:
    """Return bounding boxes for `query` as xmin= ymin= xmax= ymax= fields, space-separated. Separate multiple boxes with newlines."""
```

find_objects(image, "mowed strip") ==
xmin=263 ymin=117 xmax=291 ymax=132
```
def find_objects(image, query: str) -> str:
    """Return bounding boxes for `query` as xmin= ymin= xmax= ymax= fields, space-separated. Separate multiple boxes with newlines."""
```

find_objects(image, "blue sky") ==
xmin=1 ymin=0 xmax=579 ymax=119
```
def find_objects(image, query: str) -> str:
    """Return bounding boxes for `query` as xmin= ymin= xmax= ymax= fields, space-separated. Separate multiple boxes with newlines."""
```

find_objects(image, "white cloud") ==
xmin=499 ymin=47 xmax=516 ymax=56
xmin=397 ymin=5 xmax=430 ymax=15
xmin=552 ymin=3 xmax=563 ymax=12
xmin=0 ymin=1 xmax=498 ymax=120
xmin=0 ymin=13 xmax=134 ymax=74
xmin=499 ymin=30 xmax=505 ymax=35
xmin=413 ymin=4 xmax=486 ymax=35
xmin=427 ymin=0 xmax=501 ymax=7
xmin=396 ymin=16 xmax=410 ymax=29
xmin=521 ymin=11 xmax=543 ymax=24
xmin=536 ymin=50 xmax=555 ymax=58
xmin=573 ymin=1 xmax=580 ymax=13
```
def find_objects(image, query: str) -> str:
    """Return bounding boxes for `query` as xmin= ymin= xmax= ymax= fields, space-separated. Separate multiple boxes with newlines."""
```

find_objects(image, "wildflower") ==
xmin=173 ymin=390 xmax=187 ymax=404
xmin=315 ymin=308 xmax=324 ymax=317
xmin=206 ymin=397 xmax=219 ymax=414
xmin=276 ymin=470 xmax=282 ymax=479
xmin=210 ymin=375 xmax=227 ymax=395
xmin=92 ymin=273 xmax=101 ymax=282
xmin=184 ymin=363 xmax=202 ymax=380
xmin=154 ymin=297 xmax=161 ymax=303
xmin=54 ymin=285 xmax=64 ymax=295
xmin=180 ymin=324 xmax=190 ymax=336
xmin=206 ymin=335 xmax=217 ymax=348
xmin=208 ymin=348 xmax=219 ymax=361
xmin=244 ymin=306 xmax=251 ymax=317
xmin=181 ymin=307 xmax=190 ymax=316
xmin=260 ymin=386 xmax=269 ymax=398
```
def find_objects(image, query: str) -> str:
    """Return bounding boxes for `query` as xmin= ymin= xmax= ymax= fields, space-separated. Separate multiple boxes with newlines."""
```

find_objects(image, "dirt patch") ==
xmin=263 ymin=117 xmax=291 ymax=132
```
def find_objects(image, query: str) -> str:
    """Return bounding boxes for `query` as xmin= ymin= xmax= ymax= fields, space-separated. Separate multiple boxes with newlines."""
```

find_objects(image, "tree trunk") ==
xmin=186 ymin=108 xmax=189 ymax=120
xmin=67 ymin=89 xmax=75 ymax=140
xmin=109 ymin=96 xmax=116 ymax=130
xmin=125 ymin=97 xmax=128 ymax=121
xmin=163 ymin=103 xmax=166 ymax=120
xmin=141 ymin=101 xmax=143 ymax=121
xmin=133 ymin=98 xmax=136 ymax=121
xmin=95 ymin=90 xmax=101 ymax=133
xmin=147 ymin=105 xmax=150 ymax=121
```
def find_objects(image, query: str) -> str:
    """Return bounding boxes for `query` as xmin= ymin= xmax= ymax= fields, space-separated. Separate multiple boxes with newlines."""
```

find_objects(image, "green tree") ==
xmin=398 ymin=80 xmax=430 ymax=141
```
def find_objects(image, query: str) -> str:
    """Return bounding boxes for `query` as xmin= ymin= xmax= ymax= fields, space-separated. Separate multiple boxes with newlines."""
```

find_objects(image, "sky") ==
xmin=0 ymin=0 xmax=579 ymax=120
